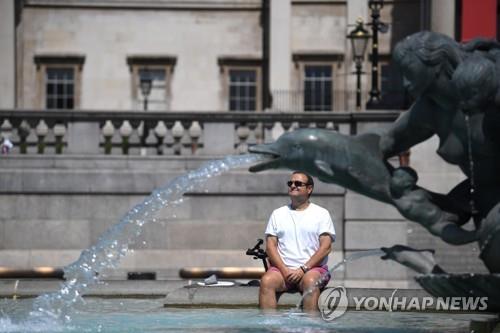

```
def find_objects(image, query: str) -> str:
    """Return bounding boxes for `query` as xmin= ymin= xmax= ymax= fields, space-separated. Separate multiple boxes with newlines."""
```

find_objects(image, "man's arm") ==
xmin=304 ymin=234 xmax=332 ymax=269
xmin=265 ymin=235 xmax=289 ymax=276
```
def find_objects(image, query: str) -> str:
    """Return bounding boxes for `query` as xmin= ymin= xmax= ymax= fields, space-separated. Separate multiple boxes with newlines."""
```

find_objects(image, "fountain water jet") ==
xmin=4 ymin=153 xmax=268 ymax=326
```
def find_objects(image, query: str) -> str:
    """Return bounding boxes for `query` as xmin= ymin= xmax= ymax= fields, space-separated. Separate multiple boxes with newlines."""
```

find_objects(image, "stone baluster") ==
xmin=53 ymin=123 xmax=67 ymax=154
xmin=17 ymin=120 xmax=31 ymax=154
xmin=102 ymin=121 xmax=115 ymax=155
xmin=269 ymin=121 xmax=285 ymax=142
xmin=263 ymin=121 xmax=275 ymax=143
xmin=236 ymin=123 xmax=250 ymax=154
xmin=248 ymin=122 xmax=258 ymax=146
xmin=281 ymin=121 xmax=293 ymax=132
xmin=154 ymin=121 xmax=167 ymax=155
xmin=326 ymin=121 xmax=337 ymax=131
xmin=188 ymin=121 xmax=202 ymax=155
xmin=119 ymin=121 xmax=133 ymax=155
xmin=171 ymin=121 xmax=184 ymax=156
xmin=35 ymin=120 xmax=49 ymax=154
xmin=164 ymin=121 xmax=175 ymax=154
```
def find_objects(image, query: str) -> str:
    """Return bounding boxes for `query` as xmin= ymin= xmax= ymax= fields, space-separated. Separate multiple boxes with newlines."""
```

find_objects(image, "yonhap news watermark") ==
xmin=318 ymin=287 xmax=489 ymax=322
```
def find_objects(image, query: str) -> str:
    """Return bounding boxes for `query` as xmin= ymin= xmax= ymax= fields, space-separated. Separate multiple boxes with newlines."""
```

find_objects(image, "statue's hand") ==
xmin=379 ymin=244 xmax=441 ymax=274
xmin=381 ymin=244 xmax=412 ymax=258
xmin=380 ymin=247 xmax=390 ymax=260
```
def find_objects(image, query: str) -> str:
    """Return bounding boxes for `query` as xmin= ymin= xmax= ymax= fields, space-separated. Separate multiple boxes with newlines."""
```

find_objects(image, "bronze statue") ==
xmin=249 ymin=31 xmax=500 ymax=277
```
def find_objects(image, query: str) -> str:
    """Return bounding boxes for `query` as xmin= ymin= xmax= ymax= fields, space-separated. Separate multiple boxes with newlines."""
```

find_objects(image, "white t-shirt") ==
xmin=264 ymin=202 xmax=336 ymax=268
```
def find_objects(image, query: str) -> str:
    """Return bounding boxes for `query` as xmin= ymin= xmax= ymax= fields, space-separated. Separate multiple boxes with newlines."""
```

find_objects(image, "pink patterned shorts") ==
xmin=268 ymin=265 xmax=331 ymax=291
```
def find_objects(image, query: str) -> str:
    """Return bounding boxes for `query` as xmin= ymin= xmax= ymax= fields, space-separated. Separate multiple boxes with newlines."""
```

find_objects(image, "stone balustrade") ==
xmin=0 ymin=109 xmax=401 ymax=155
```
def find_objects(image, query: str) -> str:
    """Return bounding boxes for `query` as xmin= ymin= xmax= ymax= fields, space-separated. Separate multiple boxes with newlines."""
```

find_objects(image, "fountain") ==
xmin=248 ymin=31 xmax=500 ymax=322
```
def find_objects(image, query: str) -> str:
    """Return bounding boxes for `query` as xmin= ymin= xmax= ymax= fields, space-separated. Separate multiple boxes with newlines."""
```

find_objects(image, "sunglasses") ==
xmin=287 ymin=181 xmax=310 ymax=188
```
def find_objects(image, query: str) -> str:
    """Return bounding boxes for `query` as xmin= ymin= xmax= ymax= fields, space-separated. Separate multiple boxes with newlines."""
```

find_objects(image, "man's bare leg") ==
xmin=300 ymin=270 xmax=322 ymax=312
xmin=259 ymin=270 xmax=287 ymax=310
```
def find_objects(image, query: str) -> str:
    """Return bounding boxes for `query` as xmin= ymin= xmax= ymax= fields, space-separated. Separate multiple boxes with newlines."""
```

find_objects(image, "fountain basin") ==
xmin=0 ymin=297 xmax=497 ymax=333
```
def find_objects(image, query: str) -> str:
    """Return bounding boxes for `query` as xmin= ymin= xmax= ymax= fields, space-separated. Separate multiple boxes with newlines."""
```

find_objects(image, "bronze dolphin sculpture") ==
xmin=249 ymin=128 xmax=393 ymax=204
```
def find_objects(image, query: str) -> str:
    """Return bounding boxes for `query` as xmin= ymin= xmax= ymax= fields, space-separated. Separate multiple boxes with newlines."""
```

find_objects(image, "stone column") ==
xmin=431 ymin=0 xmax=455 ymax=38
xmin=0 ymin=0 xmax=15 ymax=108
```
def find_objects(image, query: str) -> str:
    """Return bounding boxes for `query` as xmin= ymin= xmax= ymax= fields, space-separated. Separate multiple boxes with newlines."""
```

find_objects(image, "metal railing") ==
xmin=0 ymin=109 xmax=401 ymax=156
xmin=270 ymin=89 xmax=351 ymax=112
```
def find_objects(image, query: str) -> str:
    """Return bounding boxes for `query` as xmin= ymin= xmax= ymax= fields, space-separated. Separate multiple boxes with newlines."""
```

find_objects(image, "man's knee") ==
xmin=260 ymin=272 xmax=281 ymax=291
xmin=301 ymin=273 xmax=322 ymax=291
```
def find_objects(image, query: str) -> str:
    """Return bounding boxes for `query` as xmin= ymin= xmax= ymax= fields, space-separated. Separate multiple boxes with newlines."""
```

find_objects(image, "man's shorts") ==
xmin=268 ymin=265 xmax=331 ymax=291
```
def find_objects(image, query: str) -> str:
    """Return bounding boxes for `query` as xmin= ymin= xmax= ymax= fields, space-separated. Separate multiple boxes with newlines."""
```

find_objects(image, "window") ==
xmin=292 ymin=53 xmax=344 ymax=112
xmin=218 ymin=57 xmax=262 ymax=112
xmin=127 ymin=56 xmax=176 ymax=111
xmin=304 ymin=65 xmax=332 ymax=111
xmin=34 ymin=55 xmax=85 ymax=109
xmin=229 ymin=69 xmax=257 ymax=111
xmin=46 ymin=68 xmax=75 ymax=109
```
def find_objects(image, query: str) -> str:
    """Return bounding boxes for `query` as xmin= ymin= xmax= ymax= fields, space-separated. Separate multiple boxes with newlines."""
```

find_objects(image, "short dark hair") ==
xmin=292 ymin=171 xmax=314 ymax=187
xmin=292 ymin=171 xmax=314 ymax=198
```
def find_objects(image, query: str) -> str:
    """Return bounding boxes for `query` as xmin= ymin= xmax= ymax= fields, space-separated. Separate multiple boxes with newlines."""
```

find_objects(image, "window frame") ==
xmin=218 ymin=57 xmax=262 ymax=112
xmin=292 ymin=53 xmax=344 ymax=112
xmin=227 ymin=67 xmax=260 ymax=112
xmin=127 ymin=56 xmax=177 ymax=111
xmin=302 ymin=64 xmax=334 ymax=112
xmin=34 ymin=54 xmax=85 ymax=110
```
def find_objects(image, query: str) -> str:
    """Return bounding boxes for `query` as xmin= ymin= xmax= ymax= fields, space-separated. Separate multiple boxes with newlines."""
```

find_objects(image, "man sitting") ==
xmin=259 ymin=171 xmax=336 ymax=312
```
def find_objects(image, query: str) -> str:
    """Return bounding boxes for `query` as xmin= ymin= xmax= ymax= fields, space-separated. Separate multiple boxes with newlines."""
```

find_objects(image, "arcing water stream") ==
xmin=2 ymin=154 xmax=267 ymax=328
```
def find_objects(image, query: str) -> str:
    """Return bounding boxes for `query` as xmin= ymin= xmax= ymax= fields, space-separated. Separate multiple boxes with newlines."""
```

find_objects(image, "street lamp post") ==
xmin=139 ymin=73 xmax=152 ymax=154
xmin=347 ymin=18 xmax=371 ymax=110
xmin=140 ymin=75 xmax=152 ymax=111
xmin=366 ymin=0 xmax=388 ymax=109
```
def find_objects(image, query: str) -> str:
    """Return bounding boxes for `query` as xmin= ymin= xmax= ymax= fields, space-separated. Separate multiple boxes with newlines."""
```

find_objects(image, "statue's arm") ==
xmin=379 ymin=99 xmax=435 ymax=158
xmin=395 ymin=189 xmax=477 ymax=245
xmin=462 ymin=38 xmax=500 ymax=52
xmin=431 ymin=220 xmax=478 ymax=245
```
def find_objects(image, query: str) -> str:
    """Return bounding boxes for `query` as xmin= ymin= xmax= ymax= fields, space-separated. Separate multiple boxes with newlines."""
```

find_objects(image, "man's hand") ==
xmin=285 ymin=268 xmax=304 ymax=285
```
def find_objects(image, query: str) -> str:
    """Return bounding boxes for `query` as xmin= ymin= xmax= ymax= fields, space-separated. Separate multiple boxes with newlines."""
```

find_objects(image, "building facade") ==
xmin=2 ymin=0 xmax=454 ymax=113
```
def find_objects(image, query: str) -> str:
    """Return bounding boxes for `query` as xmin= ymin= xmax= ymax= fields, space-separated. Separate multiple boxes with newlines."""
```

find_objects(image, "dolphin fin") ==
xmin=314 ymin=160 xmax=335 ymax=178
